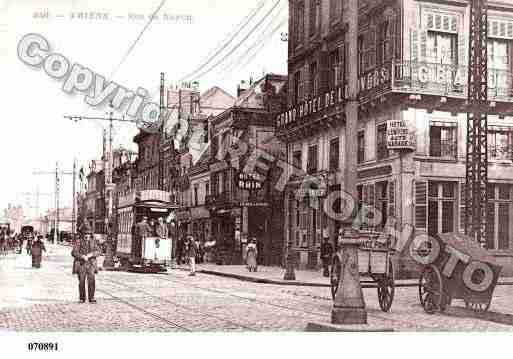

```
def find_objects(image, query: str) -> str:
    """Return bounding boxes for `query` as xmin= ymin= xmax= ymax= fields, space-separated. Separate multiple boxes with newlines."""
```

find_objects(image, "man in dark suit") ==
xmin=72 ymin=226 xmax=100 ymax=303
xmin=320 ymin=234 xmax=334 ymax=277
xmin=133 ymin=216 xmax=151 ymax=262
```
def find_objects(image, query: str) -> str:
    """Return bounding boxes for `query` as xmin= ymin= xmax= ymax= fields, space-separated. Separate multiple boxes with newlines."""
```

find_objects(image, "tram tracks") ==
xmin=152 ymin=273 xmax=424 ymax=328
xmin=96 ymin=287 xmax=192 ymax=331
xmin=99 ymin=277 xmax=256 ymax=331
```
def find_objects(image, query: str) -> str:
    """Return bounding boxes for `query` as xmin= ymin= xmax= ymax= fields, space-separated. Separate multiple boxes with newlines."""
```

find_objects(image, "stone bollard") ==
xmin=331 ymin=229 xmax=367 ymax=325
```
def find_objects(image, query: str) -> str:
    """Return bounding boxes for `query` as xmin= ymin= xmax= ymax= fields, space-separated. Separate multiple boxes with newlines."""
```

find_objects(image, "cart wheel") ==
xmin=464 ymin=298 xmax=491 ymax=313
xmin=330 ymin=255 xmax=342 ymax=300
xmin=377 ymin=258 xmax=395 ymax=312
xmin=419 ymin=265 xmax=444 ymax=314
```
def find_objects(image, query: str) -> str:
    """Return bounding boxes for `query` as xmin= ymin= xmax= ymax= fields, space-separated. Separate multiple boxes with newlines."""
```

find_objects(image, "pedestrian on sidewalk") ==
xmin=186 ymin=235 xmax=198 ymax=276
xmin=31 ymin=235 xmax=46 ymax=268
xmin=246 ymin=238 xmax=258 ymax=272
xmin=176 ymin=235 xmax=184 ymax=265
xmin=320 ymin=234 xmax=334 ymax=277
xmin=26 ymin=234 xmax=33 ymax=256
xmin=72 ymin=225 xmax=100 ymax=304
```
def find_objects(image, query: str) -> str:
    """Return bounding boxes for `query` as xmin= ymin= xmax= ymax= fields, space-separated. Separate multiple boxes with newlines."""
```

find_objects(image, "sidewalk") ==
xmin=176 ymin=263 xmax=331 ymax=286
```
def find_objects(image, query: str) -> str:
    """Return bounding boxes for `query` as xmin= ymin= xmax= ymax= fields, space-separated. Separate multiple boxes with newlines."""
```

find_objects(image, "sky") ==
xmin=0 ymin=0 xmax=288 ymax=217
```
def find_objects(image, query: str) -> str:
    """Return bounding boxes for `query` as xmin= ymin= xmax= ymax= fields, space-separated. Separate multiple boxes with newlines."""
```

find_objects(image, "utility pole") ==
xmin=331 ymin=0 xmax=368 ymax=325
xmin=65 ymin=110 xmax=138 ymax=268
xmin=465 ymin=0 xmax=489 ymax=247
xmin=159 ymin=72 xmax=166 ymax=190
xmin=65 ymin=111 xmax=136 ymax=225
xmin=33 ymin=162 xmax=74 ymax=242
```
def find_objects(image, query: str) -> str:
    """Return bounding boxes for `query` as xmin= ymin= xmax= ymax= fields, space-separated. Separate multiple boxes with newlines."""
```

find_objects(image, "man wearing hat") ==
xmin=72 ymin=223 xmax=100 ymax=303
xmin=134 ymin=216 xmax=152 ymax=263
xmin=320 ymin=233 xmax=334 ymax=277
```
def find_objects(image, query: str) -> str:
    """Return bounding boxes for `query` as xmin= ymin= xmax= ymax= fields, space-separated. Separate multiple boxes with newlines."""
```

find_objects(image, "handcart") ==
xmin=330 ymin=231 xmax=395 ymax=312
xmin=418 ymin=232 xmax=502 ymax=314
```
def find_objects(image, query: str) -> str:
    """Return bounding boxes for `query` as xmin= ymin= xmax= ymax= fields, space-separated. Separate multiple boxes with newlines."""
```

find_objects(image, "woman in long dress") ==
xmin=246 ymin=238 xmax=258 ymax=272
xmin=31 ymin=235 xmax=46 ymax=268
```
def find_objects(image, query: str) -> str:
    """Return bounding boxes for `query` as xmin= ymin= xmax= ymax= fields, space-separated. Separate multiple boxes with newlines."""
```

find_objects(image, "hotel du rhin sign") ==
xmin=276 ymin=85 xmax=346 ymax=128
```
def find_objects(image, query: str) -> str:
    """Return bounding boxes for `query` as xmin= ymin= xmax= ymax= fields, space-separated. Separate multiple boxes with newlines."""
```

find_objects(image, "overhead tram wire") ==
xmin=179 ymin=0 xmax=268 ymax=83
xmin=218 ymin=6 xmax=287 ymax=78
xmin=105 ymin=0 xmax=166 ymax=144
xmin=110 ymin=0 xmax=167 ymax=79
xmin=188 ymin=0 xmax=282 ymax=82
xmin=148 ymin=0 xmax=265 ymax=100
xmin=232 ymin=19 xmax=287 ymax=74
xmin=216 ymin=3 xmax=286 ymax=74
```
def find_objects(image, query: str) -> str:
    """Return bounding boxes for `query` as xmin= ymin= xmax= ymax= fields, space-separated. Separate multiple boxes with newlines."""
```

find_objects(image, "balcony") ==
xmin=205 ymin=192 xmax=231 ymax=207
xmin=489 ymin=144 xmax=512 ymax=161
xmin=359 ymin=60 xmax=513 ymax=110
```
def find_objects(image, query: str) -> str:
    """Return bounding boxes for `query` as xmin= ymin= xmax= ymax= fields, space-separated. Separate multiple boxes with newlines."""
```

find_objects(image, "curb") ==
xmin=306 ymin=322 xmax=394 ymax=332
xmin=171 ymin=266 xmax=330 ymax=287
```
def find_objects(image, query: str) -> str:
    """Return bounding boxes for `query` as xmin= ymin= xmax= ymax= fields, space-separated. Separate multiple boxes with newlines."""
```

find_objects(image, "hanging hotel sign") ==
xmin=386 ymin=119 xmax=416 ymax=150
xmin=276 ymin=85 xmax=346 ymax=128
xmin=237 ymin=172 xmax=263 ymax=190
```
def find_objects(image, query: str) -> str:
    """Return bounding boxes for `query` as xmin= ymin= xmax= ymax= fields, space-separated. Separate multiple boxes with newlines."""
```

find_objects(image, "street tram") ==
xmin=116 ymin=190 xmax=177 ymax=272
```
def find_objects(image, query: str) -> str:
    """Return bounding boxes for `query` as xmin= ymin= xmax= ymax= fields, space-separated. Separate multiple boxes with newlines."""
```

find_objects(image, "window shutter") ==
xmin=419 ymin=29 xmax=428 ymax=60
xmin=414 ymin=180 xmax=428 ymax=231
xmin=458 ymin=32 xmax=466 ymax=66
xmin=410 ymin=28 xmax=419 ymax=62
xmin=319 ymin=51 xmax=330 ymax=94
xmin=388 ymin=180 xmax=396 ymax=219
xmin=298 ymin=67 xmax=304 ymax=101
xmin=459 ymin=181 xmax=467 ymax=233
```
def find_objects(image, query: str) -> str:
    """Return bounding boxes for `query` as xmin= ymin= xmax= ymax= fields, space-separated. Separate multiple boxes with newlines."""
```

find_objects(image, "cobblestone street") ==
xmin=2 ymin=244 xmax=513 ymax=331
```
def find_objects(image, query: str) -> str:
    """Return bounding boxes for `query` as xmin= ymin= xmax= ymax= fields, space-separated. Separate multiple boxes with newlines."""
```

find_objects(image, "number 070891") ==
xmin=27 ymin=342 xmax=58 ymax=351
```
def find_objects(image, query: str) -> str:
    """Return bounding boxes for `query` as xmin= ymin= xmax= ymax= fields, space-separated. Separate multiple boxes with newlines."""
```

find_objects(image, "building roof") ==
xmin=200 ymin=86 xmax=236 ymax=112
xmin=234 ymin=74 xmax=287 ymax=108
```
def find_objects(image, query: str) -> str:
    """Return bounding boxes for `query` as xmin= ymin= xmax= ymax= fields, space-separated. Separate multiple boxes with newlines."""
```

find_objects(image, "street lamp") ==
xmin=283 ymin=192 xmax=296 ymax=280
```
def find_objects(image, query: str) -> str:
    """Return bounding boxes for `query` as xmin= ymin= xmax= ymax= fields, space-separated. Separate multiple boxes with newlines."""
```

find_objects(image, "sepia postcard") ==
xmin=1 ymin=0 xmax=513 ymax=357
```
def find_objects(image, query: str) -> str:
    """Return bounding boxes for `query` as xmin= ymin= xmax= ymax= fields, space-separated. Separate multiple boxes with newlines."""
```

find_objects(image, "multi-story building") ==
xmin=277 ymin=0 xmax=346 ymax=268
xmin=278 ymin=0 xmax=513 ymax=269
xmin=85 ymin=160 xmax=105 ymax=237
xmin=207 ymin=74 xmax=287 ymax=265
xmin=188 ymin=150 xmax=211 ymax=243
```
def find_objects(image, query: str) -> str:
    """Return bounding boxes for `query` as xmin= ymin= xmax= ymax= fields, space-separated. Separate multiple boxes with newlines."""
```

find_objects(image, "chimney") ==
xmin=237 ymin=80 xmax=249 ymax=98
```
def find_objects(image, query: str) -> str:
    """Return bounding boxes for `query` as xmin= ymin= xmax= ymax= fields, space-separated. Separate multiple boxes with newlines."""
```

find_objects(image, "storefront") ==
xmin=210 ymin=207 xmax=241 ymax=264
xmin=190 ymin=206 xmax=210 ymax=243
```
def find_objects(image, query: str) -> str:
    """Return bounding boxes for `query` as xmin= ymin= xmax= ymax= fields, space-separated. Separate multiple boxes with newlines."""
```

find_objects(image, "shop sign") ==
xmin=239 ymin=201 xmax=269 ymax=207
xmin=386 ymin=119 xmax=416 ymax=150
xmin=176 ymin=210 xmax=191 ymax=222
xmin=276 ymin=85 xmax=346 ymax=128
xmin=190 ymin=206 xmax=210 ymax=219
xmin=295 ymin=188 xmax=327 ymax=199
xmin=237 ymin=172 xmax=263 ymax=190
xmin=138 ymin=190 xmax=171 ymax=202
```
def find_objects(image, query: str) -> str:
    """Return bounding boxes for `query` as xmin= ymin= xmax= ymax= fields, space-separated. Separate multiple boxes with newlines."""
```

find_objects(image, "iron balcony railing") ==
xmin=430 ymin=139 xmax=458 ymax=158
xmin=489 ymin=144 xmax=512 ymax=161
xmin=205 ymin=192 xmax=231 ymax=206
xmin=359 ymin=60 xmax=513 ymax=102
